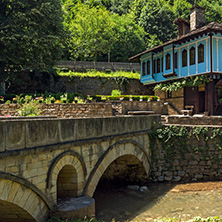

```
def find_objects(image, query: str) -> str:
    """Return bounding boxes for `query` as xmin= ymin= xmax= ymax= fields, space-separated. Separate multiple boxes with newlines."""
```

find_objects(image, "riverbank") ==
xmin=94 ymin=181 xmax=222 ymax=222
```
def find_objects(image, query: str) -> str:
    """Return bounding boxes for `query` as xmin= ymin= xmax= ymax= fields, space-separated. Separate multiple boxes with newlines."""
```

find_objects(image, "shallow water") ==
xmin=93 ymin=181 xmax=222 ymax=221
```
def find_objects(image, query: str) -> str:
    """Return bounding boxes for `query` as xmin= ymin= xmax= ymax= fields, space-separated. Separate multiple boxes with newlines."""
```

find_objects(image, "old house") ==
xmin=130 ymin=6 xmax=222 ymax=115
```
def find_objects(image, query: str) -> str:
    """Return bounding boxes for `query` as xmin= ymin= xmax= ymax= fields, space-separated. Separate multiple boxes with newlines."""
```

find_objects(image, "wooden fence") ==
xmin=57 ymin=60 xmax=140 ymax=72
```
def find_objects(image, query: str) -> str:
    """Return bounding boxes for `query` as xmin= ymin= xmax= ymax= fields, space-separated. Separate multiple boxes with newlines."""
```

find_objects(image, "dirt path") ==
xmin=170 ymin=181 xmax=222 ymax=192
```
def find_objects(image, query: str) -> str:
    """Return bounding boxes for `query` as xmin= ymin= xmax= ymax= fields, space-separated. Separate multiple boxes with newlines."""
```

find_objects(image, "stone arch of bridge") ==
xmin=47 ymin=151 xmax=87 ymax=204
xmin=0 ymin=177 xmax=48 ymax=222
xmin=83 ymin=139 xmax=151 ymax=197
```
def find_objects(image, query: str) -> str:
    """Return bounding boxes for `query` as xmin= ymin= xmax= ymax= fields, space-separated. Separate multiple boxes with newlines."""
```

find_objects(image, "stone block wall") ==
xmin=150 ymin=126 xmax=222 ymax=183
xmin=0 ymin=101 xmax=168 ymax=118
xmin=0 ymin=103 xmax=113 ymax=118
xmin=0 ymin=104 xmax=20 ymax=116
xmin=155 ymin=88 xmax=184 ymax=115
xmin=165 ymin=115 xmax=222 ymax=126
xmin=120 ymin=101 xmax=168 ymax=115
xmin=7 ymin=71 xmax=153 ymax=96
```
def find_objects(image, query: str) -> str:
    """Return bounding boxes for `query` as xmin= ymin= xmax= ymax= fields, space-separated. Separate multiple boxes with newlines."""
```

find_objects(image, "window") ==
xmin=190 ymin=47 xmax=195 ymax=65
xmin=153 ymin=59 xmax=156 ymax=73
xmin=147 ymin=60 xmax=150 ymax=75
xmin=157 ymin=58 xmax=160 ymax=73
xmin=142 ymin=62 xmax=145 ymax=76
xmin=182 ymin=49 xmax=187 ymax=67
xmin=166 ymin=53 xmax=171 ymax=70
xmin=174 ymin=52 xmax=178 ymax=69
xmin=198 ymin=44 xmax=204 ymax=63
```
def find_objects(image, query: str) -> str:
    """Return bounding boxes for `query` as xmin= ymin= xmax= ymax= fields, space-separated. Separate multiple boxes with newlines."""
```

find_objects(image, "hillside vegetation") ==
xmin=60 ymin=0 xmax=222 ymax=62
xmin=58 ymin=70 xmax=140 ymax=79
xmin=2 ymin=0 xmax=222 ymax=86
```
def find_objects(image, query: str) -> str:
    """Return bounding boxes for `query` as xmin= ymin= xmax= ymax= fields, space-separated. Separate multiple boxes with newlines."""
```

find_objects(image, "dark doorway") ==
xmin=199 ymin=91 xmax=205 ymax=113
xmin=184 ymin=87 xmax=199 ymax=114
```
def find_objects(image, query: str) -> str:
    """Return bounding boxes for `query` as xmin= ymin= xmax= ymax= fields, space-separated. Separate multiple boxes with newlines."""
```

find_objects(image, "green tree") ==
xmin=0 ymin=0 xmax=65 ymax=85
xmin=64 ymin=3 xmax=115 ymax=61
xmin=110 ymin=13 xmax=147 ymax=62
xmin=138 ymin=0 xmax=177 ymax=45
xmin=171 ymin=0 xmax=191 ymax=19
xmin=200 ymin=0 xmax=222 ymax=23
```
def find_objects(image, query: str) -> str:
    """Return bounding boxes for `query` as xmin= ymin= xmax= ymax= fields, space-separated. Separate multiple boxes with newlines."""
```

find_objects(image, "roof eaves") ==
xmin=129 ymin=23 xmax=222 ymax=61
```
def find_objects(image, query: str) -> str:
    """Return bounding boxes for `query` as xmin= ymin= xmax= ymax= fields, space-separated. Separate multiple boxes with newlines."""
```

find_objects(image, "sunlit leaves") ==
xmin=64 ymin=3 xmax=115 ymax=61
xmin=0 ymin=0 xmax=65 ymax=83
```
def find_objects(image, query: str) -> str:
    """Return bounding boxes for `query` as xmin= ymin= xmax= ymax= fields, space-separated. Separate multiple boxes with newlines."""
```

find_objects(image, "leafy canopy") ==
xmin=64 ymin=3 xmax=115 ymax=61
xmin=0 ymin=0 xmax=65 ymax=82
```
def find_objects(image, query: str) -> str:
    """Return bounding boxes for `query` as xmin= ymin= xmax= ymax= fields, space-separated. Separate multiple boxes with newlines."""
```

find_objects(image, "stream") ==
xmin=93 ymin=181 xmax=222 ymax=221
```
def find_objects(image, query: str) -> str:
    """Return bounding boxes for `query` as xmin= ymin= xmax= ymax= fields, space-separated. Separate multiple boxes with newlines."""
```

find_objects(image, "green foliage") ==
xmin=149 ymin=125 xmax=222 ymax=165
xmin=17 ymin=96 xmax=40 ymax=116
xmin=146 ymin=34 xmax=163 ymax=50
xmin=111 ymin=89 xmax=121 ymax=96
xmin=1 ymin=93 xmax=83 ymax=104
xmin=138 ymin=0 xmax=177 ymax=45
xmin=110 ymin=12 xmax=147 ymax=62
xmin=154 ymin=76 xmax=210 ymax=92
xmin=95 ymin=95 xmax=158 ymax=101
xmin=60 ymin=0 xmax=222 ymax=62
xmin=200 ymin=0 xmax=222 ymax=24
xmin=0 ymin=0 xmax=65 ymax=83
xmin=64 ymin=3 xmax=115 ymax=61
xmin=0 ymin=92 xmax=158 ymax=103
xmin=57 ymin=69 xmax=140 ymax=79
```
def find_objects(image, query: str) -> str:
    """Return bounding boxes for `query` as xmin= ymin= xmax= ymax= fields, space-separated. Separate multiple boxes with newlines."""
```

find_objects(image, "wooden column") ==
xmin=206 ymin=81 xmax=214 ymax=115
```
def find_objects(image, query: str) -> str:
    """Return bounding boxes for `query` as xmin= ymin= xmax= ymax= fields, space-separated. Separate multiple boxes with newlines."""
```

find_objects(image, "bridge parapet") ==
xmin=0 ymin=115 xmax=160 ymax=153
xmin=0 ymin=115 xmax=160 ymax=221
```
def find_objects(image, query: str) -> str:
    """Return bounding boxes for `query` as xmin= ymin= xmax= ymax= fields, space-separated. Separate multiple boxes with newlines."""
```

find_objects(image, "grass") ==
xmin=57 ymin=69 xmax=140 ymax=80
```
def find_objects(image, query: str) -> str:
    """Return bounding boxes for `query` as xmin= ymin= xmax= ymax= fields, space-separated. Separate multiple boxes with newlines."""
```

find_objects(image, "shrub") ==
xmin=17 ymin=100 xmax=40 ymax=116
xmin=111 ymin=89 xmax=121 ymax=96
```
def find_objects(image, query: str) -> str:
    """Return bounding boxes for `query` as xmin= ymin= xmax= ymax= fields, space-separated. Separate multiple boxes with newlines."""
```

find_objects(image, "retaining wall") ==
xmin=0 ymin=103 xmax=113 ymax=118
xmin=150 ymin=126 xmax=222 ymax=183
xmin=7 ymin=71 xmax=152 ymax=96
xmin=165 ymin=115 xmax=222 ymax=126
xmin=155 ymin=88 xmax=184 ymax=115
xmin=0 ymin=101 xmax=168 ymax=118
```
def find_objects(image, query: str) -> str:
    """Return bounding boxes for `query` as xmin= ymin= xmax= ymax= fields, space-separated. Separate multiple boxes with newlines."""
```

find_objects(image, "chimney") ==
xmin=190 ymin=5 xmax=206 ymax=31
xmin=173 ymin=18 xmax=190 ymax=38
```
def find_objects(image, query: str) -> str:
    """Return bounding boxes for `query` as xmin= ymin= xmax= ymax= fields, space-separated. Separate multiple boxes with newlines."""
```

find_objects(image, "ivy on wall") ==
xmin=148 ymin=125 xmax=222 ymax=165
xmin=154 ymin=75 xmax=210 ymax=92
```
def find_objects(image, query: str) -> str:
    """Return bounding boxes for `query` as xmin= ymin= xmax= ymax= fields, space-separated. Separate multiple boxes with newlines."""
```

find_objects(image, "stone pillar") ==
xmin=190 ymin=5 xmax=205 ymax=31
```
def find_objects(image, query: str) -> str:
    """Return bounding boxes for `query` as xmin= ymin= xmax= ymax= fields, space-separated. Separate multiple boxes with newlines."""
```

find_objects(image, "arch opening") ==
xmin=98 ymin=154 xmax=148 ymax=187
xmin=93 ymin=154 xmax=148 ymax=221
xmin=57 ymin=165 xmax=78 ymax=201
xmin=0 ymin=199 xmax=35 ymax=222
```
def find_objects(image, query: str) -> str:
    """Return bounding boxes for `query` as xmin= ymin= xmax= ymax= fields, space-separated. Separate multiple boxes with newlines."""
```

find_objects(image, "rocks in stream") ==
xmin=127 ymin=185 xmax=149 ymax=193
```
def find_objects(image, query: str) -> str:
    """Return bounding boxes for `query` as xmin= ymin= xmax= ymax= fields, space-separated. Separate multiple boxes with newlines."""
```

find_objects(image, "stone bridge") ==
xmin=0 ymin=115 xmax=160 ymax=222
